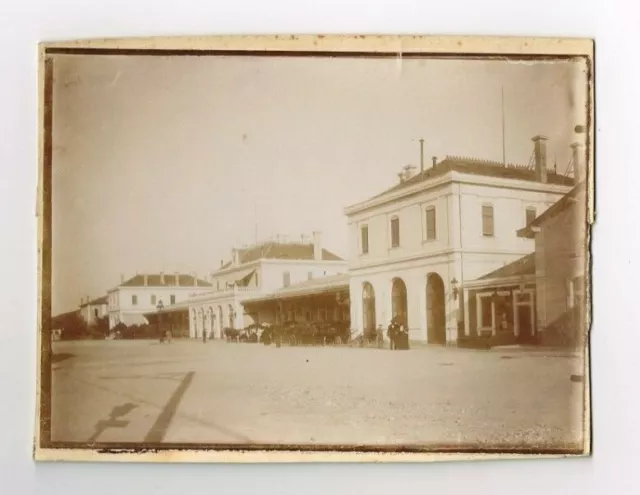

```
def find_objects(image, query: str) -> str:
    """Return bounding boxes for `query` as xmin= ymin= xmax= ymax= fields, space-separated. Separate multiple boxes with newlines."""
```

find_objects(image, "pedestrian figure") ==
xmin=202 ymin=329 xmax=207 ymax=344
xmin=387 ymin=320 xmax=397 ymax=350
xmin=396 ymin=323 xmax=410 ymax=350
xmin=376 ymin=324 xmax=384 ymax=349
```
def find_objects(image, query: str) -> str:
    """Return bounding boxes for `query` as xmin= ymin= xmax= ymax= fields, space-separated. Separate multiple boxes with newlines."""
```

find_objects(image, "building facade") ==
xmin=517 ymin=181 xmax=588 ymax=347
xmin=345 ymin=135 xmax=575 ymax=345
xmin=106 ymin=273 xmax=212 ymax=329
xmin=79 ymin=295 xmax=108 ymax=326
xmin=183 ymin=232 xmax=348 ymax=339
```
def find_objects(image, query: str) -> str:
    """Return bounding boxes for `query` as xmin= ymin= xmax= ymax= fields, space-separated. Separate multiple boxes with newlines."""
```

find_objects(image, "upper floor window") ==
xmin=170 ymin=294 xmax=176 ymax=305
xmin=390 ymin=216 xmax=400 ymax=248
xmin=283 ymin=271 xmax=291 ymax=287
xmin=361 ymin=224 xmax=369 ymax=254
xmin=151 ymin=294 xmax=157 ymax=305
xmin=482 ymin=205 xmax=494 ymax=237
xmin=425 ymin=206 xmax=436 ymax=241
xmin=525 ymin=207 xmax=537 ymax=226
xmin=132 ymin=294 xmax=138 ymax=306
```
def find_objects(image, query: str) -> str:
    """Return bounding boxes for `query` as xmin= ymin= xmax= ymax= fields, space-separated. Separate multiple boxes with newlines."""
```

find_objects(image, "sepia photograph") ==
xmin=35 ymin=35 xmax=593 ymax=462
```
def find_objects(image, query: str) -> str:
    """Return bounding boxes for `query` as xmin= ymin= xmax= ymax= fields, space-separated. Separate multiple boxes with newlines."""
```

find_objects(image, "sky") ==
xmin=51 ymin=53 xmax=588 ymax=315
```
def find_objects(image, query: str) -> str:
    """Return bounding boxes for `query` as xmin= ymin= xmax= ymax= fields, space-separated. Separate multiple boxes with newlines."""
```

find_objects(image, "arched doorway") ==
xmin=391 ymin=278 xmax=408 ymax=327
xmin=217 ymin=305 xmax=224 ymax=338
xmin=192 ymin=308 xmax=199 ymax=339
xmin=228 ymin=304 xmax=235 ymax=328
xmin=426 ymin=273 xmax=446 ymax=344
xmin=362 ymin=282 xmax=376 ymax=334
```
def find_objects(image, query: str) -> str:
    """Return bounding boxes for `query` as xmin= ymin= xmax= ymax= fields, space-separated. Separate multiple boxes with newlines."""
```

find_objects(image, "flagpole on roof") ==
xmin=501 ymin=85 xmax=506 ymax=166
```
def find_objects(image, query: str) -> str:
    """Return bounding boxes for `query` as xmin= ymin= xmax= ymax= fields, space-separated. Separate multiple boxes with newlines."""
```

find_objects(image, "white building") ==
xmin=182 ymin=232 xmax=347 ymax=339
xmin=106 ymin=272 xmax=212 ymax=329
xmin=79 ymin=295 xmax=108 ymax=326
xmin=344 ymin=135 xmax=576 ymax=345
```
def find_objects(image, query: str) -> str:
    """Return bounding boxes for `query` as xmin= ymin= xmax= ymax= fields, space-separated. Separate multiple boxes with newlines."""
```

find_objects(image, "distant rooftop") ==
xmin=118 ymin=273 xmax=212 ymax=288
xmin=80 ymin=295 xmax=107 ymax=308
xmin=219 ymin=239 xmax=343 ymax=270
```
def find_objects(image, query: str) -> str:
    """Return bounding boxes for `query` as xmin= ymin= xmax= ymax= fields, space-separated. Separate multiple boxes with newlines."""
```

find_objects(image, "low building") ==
xmin=182 ymin=232 xmax=347 ymax=339
xmin=517 ymin=181 xmax=588 ymax=347
xmin=106 ymin=273 xmax=212 ymax=329
xmin=344 ymin=135 xmax=575 ymax=345
xmin=460 ymin=253 xmax=537 ymax=347
xmin=79 ymin=295 xmax=108 ymax=326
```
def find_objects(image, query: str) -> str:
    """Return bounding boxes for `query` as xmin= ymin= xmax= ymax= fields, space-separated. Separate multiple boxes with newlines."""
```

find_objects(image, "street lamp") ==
xmin=451 ymin=278 xmax=459 ymax=301
xmin=156 ymin=300 xmax=164 ymax=342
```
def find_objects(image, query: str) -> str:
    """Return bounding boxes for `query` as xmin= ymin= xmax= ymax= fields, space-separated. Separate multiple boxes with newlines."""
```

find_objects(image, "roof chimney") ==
xmin=570 ymin=142 xmax=584 ymax=182
xmin=532 ymin=135 xmax=548 ymax=183
xmin=220 ymin=260 xmax=223 ymax=268
xmin=432 ymin=156 xmax=437 ymax=168
xmin=313 ymin=231 xmax=323 ymax=261
xmin=143 ymin=274 xmax=148 ymax=286
xmin=419 ymin=138 xmax=425 ymax=173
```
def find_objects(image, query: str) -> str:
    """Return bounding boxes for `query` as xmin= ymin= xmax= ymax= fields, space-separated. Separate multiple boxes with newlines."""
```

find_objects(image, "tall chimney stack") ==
xmin=432 ymin=156 xmax=437 ymax=168
xmin=570 ymin=142 xmax=584 ymax=182
xmin=313 ymin=231 xmax=323 ymax=261
xmin=532 ymin=135 xmax=548 ymax=183
xmin=419 ymin=138 xmax=425 ymax=173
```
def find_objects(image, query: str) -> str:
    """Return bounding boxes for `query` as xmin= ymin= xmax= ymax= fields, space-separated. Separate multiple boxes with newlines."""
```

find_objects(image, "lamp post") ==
xmin=156 ymin=300 xmax=164 ymax=342
xmin=451 ymin=278 xmax=459 ymax=301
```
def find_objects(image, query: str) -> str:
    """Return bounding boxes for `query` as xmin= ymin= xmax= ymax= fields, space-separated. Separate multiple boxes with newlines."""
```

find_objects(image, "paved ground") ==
xmin=50 ymin=340 xmax=587 ymax=450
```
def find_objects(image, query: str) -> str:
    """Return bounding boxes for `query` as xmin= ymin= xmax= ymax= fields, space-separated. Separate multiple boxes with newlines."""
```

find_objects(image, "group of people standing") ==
xmin=374 ymin=317 xmax=410 ymax=350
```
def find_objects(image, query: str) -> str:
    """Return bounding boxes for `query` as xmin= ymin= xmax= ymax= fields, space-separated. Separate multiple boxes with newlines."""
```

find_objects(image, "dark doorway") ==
xmin=426 ymin=273 xmax=446 ymax=344
xmin=516 ymin=305 xmax=534 ymax=342
xmin=391 ymin=278 xmax=408 ymax=327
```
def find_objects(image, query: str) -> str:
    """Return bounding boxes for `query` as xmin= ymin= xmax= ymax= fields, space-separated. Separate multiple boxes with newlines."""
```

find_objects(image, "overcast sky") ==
xmin=51 ymin=53 xmax=588 ymax=314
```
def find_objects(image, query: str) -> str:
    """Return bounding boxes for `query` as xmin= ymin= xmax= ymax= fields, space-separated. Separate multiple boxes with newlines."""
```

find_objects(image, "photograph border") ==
xmin=35 ymin=34 xmax=594 ymax=463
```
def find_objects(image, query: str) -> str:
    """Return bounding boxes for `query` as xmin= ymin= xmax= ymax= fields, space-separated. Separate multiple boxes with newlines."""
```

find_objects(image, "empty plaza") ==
xmin=49 ymin=340 xmax=586 ymax=451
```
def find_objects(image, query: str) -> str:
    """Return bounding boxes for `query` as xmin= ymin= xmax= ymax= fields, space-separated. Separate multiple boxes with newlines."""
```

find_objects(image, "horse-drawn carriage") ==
xmin=262 ymin=320 xmax=352 ymax=347
xmin=223 ymin=323 xmax=270 ymax=343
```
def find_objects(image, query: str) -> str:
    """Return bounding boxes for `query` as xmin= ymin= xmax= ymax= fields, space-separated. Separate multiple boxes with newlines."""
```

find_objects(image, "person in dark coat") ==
xmin=396 ymin=323 xmax=410 ymax=350
xmin=387 ymin=320 xmax=397 ymax=350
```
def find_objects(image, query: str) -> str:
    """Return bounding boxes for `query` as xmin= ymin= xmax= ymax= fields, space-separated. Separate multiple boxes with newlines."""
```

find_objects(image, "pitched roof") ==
xmin=369 ymin=156 xmax=575 ymax=201
xmin=80 ymin=295 xmax=107 ymax=308
xmin=219 ymin=242 xmax=343 ymax=270
xmin=119 ymin=274 xmax=212 ymax=288
xmin=477 ymin=253 xmax=536 ymax=281
xmin=235 ymin=269 xmax=256 ymax=287
xmin=517 ymin=181 xmax=586 ymax=238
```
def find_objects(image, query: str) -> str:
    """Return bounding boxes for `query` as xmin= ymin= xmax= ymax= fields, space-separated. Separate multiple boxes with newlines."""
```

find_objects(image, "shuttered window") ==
xmin=390 ymin=216 xmax=400 ymax=247
xmin=482 ymin=205 xmax=494 ymax=237
xmin=425 ymin=206 xmax=436 ymax=240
